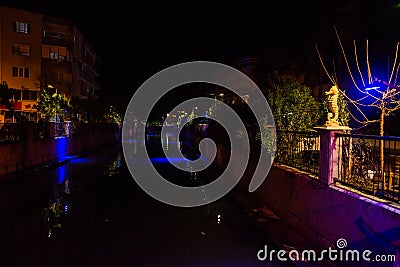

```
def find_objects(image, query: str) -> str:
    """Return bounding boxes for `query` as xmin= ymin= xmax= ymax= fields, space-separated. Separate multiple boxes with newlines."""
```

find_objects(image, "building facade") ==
xmin=0 ymin=6 xmax=100 ymax=123
xmin=213 ymin=56 xmax=266 ymax=107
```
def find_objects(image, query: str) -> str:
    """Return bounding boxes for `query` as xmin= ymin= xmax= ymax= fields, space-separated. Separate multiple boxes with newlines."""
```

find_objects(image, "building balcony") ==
xmin=42 ymin=36 xmax=73 ymax=49
xmin=41 ymin=58 xmax=72 ymax=70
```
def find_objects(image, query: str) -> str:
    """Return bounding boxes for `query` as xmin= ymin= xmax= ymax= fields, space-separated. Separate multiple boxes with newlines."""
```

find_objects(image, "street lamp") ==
xmin=365 ymin=77 xmax=399 ymax=92
xmin=47 ymin=84 xmax=58 ymax=125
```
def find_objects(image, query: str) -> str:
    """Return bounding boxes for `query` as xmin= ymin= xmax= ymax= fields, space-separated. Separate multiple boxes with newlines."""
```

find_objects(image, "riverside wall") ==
xmin=0 ymin=123 xmax=121 ymax=181
xmin=203 ymin=121 xmax=400 ymax=266
xmin=230 ymin=146 xmax=400 ymax=267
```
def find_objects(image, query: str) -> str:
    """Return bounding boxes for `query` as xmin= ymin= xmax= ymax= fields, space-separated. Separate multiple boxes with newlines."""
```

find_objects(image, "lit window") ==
xmin=14 ymin=21 xmax=29 ymax=34
xmin=43 ymin=45 xmax=69 ymax=61
xmin=12 ymin=43 xmax=31 ymax=56
xmin=50 ymin=52 xmax=58 ymax=59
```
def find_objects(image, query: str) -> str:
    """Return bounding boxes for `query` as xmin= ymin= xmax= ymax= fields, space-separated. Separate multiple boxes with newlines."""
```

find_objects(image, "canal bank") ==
xmin=0 ymin=122 xmax=121 ymax=183
xmin=226 ymin=136 xmax=400 ymax=267
xmin=196 ymin=120 xmax=400 ymax=267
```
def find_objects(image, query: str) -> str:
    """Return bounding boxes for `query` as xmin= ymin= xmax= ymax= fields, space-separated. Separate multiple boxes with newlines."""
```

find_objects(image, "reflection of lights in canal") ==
xmin=123 ymin=139 xmax=138 ymax=143
xmin=57 ymin=164 xmax=67 ymax=184
xmin=69 ymin=158 xmax=89 ymax=164
xmin=150 ymin=157 xmax=188 ymax=164
xmin=104 ymin=153 xmax=122 ymax=176
xmin=55 ymin=136 xmax=68 ymax=162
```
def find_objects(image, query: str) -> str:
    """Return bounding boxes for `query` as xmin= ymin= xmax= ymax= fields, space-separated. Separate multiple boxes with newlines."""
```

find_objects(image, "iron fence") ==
xmin=0 ymin=122 xmax=119 ymax=143
xmin=336 ymin=133 xmax=400 ymax=202
xmin=0 ymin=123 xmax=25 ymax=142
xmin=275 ymin=130 xmax=320 ymax=176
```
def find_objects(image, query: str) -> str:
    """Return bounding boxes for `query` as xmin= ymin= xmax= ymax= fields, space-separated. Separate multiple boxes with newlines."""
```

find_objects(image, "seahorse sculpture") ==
xmin=325 ymin=85 xmax=340 ymax=126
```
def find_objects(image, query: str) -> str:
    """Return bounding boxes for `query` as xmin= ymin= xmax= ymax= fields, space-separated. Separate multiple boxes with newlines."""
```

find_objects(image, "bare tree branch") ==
xmin=354 ymin=40 xmax=366 ymax=87
xmin=366 ymin=39 xmax=373 ymax=85
xmin=315 ymin=43 xmax=337 ymax=86
xmin=387 ymin=42 xmax=399 ymax=86
xmin=334 ymin=26 xmax=362 ymax=91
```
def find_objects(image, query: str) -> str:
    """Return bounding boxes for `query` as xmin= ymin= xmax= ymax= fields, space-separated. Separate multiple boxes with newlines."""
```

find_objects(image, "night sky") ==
xmin=2 ymin=0 xmax=400 ymax=111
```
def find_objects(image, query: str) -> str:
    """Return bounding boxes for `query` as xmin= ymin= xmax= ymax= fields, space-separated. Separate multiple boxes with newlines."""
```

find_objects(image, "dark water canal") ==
xmin=0 ymin=128 xmax=295 ymax=267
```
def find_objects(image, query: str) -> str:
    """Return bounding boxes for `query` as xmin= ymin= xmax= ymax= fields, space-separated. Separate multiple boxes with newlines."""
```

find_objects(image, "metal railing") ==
xmin=0 ymin=123 xmax=25 ymax=142
xmin=0 ymin=122 xmax=119 ymax=143
xmin=275 ymin=130 xmax=320 ymax=176
xmin=336 ymin=133 xmax=400 ymax=202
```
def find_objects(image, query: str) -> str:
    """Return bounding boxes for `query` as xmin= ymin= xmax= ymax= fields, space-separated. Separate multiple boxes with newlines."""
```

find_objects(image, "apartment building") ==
xmin=0 ymin=6 xmax=100 ymax=123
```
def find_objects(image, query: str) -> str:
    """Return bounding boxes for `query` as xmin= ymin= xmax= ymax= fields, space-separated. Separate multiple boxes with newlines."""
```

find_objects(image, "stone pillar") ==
xmin=314 ymin=126 xmax=351 ymax=185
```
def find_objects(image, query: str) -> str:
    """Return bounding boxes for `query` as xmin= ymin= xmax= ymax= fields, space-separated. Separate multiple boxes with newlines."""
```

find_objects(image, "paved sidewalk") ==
xmin=231 ymin=191 xmax=337 ymax=267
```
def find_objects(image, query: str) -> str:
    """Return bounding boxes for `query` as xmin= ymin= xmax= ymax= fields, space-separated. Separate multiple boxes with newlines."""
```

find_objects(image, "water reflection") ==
xmin=144 ymin=124 xmax=222 ymax=188
xmin=57 ymin=164 xmax=67 ymax=184
xmin=36 ymin=147 xmax=124 ymax=239
xmin=125 ymin=124 xmax=199 ymax=186
xmin=103 ymin=151 xmax=122 ymax=176
xmin=161 ymin=132 xmax=179 ymax=151
xmin=39 ymin=171 xmax=72 ymax=238
xmin=0 ymin=139 xmax=295 ymax=266
xmin=39 ymin=189 xmax=70 ymax=238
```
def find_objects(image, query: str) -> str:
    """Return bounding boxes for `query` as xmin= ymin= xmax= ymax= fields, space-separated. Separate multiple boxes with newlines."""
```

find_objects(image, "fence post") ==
xmin=314 ymin=126 xmax=351 ymax=185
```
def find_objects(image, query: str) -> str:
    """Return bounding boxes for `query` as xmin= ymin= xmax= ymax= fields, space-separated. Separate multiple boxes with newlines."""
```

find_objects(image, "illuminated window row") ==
xmin=42 ymin=45 xmax=70 ymax=61
xmin=14 ymin=21 xmax=29 ymax=34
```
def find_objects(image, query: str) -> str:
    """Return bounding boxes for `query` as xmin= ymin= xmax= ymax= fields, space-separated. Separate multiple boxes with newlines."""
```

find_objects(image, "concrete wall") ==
xmin=184 ymin=123 xmax=400 ymax=265
xmin=204 ymin=120 xmax=400 ymax=265
xmin=0 ymin=125 xmax=119 ymax=181
xmin=233 ymin=159 xmax=400 ymax=266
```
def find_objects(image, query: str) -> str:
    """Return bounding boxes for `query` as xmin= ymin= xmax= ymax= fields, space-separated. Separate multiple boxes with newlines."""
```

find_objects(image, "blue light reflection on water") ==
xmin=0 ymin=138 xmax=293 ymax=267
xmin=150 ymin=157 xmax=187 ymax=164
xmin=150 ymin=156 xmax=207 ymax=164
xmin=55 ymin=137 xmax=69 ymax=184
xmin=55 ymin=137 xmax=68 ymax=162
xmin=55 ymin=157 xmax=91 ymax=184
xmin=123 ymin=139 xmax=138 ymax=143
xmin=54 ymin=137 xmax=91 ymax=183
xmin=57 ymin=164 xmax=67 ymax=184
xmin=69 ymin=158 xmax=89 ymax=164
